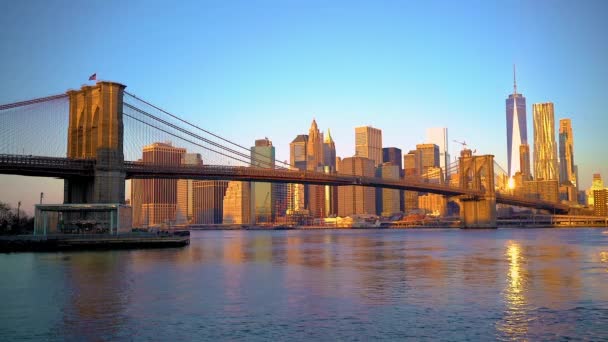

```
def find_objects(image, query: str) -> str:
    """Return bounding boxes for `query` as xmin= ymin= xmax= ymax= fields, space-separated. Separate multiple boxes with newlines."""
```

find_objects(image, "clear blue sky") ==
xmin=1 ymin=0 xmax=606 ymax=212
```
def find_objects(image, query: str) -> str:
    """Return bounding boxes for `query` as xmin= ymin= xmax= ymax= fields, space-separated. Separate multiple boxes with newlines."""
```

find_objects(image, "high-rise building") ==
xmin=382 ymin=147 xmax=403 ymax=170
xmin=307 ymin=120 xmax=326 ymax=219
xmin=380 ymin=162 xmax=400 ymax=216
xmin=131 ymin=142 xmax=186 ymax=227
xmin=559 ymin=119 xmax=577 ymax=188
xmin=519 ymin=144 xmax=531 ymax=181
xmin=337 ymin=157 xmax=376 ymax=216
xmin=533 ymin=102 xmax=558 ymax=181
xmin=403 ymin=151 xmax=418 ymax=176
xmin=383 ymin=147 xmax=403 ymax=212
xmin=506 ymin=66 xmax=528 ymax=177
xmin=176 ymin=153 xmax=227 ymax=225
xmin=289 ymin=134 xmax=309 ymax=220
xmin=416 ymin=143 xmax=440 ymax=176
xmin=418 ymin=194 xmax=447 ymax=217
xmin=323 ymin=131 xmax=338 ymax=217
xmin=289 ymin=135 xmax=308 ymax=171
xmin=323 ymin=129 xmax=337 ymax=171
xmin=251 ymin=138 xmax=275 ymax=223
xmin=403 ymin=150 xmax=419 ymax=212
xmin=426 ymin=128 xmax=449 ymax=180
xmin=307 ymin=120 xmax=324 ymax=171
xmin=223 ymin=181 xmax=251 ymax=224
xmin=355 ymin=126 xmax=382 ymax=166
xmin=593 ymin=189 xmax=607 ymax=217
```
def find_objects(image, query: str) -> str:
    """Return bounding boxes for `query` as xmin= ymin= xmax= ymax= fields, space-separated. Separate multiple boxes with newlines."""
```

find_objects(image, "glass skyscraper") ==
xmin=506 ymin=67 xmax=527 ymax=177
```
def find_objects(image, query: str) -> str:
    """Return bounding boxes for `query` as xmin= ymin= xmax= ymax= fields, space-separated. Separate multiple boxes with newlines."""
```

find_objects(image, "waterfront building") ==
xmin=533 ymin=102 xmax=558 ymax=181
xmin=426 ymin=128 xmax=449 ymax=180
xmin=223 ymin=181 xmax=251 ymax=224
xmin=131 ymin=142 xmax=186 ymax=227
xmin=250 ymin=138 xmax=275 ymax=223
xmin=593 ymin=189 xmax=607 ymax=216
xmin=506 ymin=66 xmax=528 ymax=177
xmin=337 ymin=157 xmax=376 ymax=216
xmin=418 ymin=194 xmax=447 ymax=217
xmin=355 ymin=126 xmax=382 ymax=166
xmin=380 ymin=162 xmax=401 ymax=216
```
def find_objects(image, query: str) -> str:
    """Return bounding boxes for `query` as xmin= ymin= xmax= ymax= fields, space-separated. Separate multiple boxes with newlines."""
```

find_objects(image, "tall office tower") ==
xmin=290 ymin=134 xmax=308 ymax=170
xmin=380 ymin=162 xmax=401 ymax=216
xmin=383 ymin=147 xmax=403 ymax=212
xmin=307 ymin=120 xmax=324 ymax=170
xmin=383 ymin=147 xmax=403 ymax=169
xmin=558 ymin=119 xmax=577 ymax=187
xmin=426 ymin=128 xmax=449 ymax=180
xmin=403 ymin=151 xmax=418 ymax=176
xmin=593 ymin=189 xmax=607 ymax=216
xmin=403 ymin=150 xmax=419 ymax=211
xmin=337 ymin=157 xmax=376 ymax=216
xmin=289 ymin=134 xmax=309 ymax=219
xmin=506 ymin=66 xmax=528 ymax=177
xmin=533 ymin=103 xmax=558 ymax=181
xmin=323 ymin=131 xmax=337 ymax=216
xmin=176 ymin=153 xmax=202 ymax=224
xmin=519 ymin=144 xmax=531 ymax=181
xmin=306 ymin=120 xmax=326 ymax=218
xmin=223 ymin=181 xmax=251 ymax=224
xmin=287 ymin=183 xmax=306 ymax=214
xmin=416 ymin=143 xmax=440 ymax=176
xmin=323 ymin=129 xmax=337 ymax=171
xmin=251 ymin=138 xmax=276 ymax=223
xmin=355 ymin=126 xmax=383 ymax=166
xmin=131 ymin=142 xmax=185 ymax=227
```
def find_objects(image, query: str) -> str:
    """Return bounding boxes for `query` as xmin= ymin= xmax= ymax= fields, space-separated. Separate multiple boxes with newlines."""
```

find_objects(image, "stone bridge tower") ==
xmin=458 ymin=149 xmax=497 ymax=228
xmin=64 ymin=81 xmax=126 ymax=204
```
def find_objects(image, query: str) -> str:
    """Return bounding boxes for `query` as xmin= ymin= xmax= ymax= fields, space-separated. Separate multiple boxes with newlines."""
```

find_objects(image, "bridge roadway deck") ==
xmin=0 ymin=154 xmax=569 ymax=213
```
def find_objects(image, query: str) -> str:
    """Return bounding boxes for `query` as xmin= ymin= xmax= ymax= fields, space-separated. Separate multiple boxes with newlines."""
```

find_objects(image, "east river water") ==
xmin=1 ymin=228 xmax=607 ymax=341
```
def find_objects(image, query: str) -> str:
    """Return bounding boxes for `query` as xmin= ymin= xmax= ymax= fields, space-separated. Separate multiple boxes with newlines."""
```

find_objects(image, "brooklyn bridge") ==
xmin=0 ymin=81 xmax=570 ymax=228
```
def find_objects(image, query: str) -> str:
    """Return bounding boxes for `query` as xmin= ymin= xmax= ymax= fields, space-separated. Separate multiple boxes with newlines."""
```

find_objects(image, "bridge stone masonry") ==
xmin=458 ymin=150 xmax=497 ymax=228
xmin=65 ymin=82 xmax=126 ymax=205
xmin=0 ymin=81 xmax=572 ymax=229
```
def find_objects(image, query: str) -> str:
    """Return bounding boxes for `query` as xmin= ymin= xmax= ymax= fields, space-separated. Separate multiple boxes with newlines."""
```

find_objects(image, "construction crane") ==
xmin=453 ymin=140 xmax=476 ymax=154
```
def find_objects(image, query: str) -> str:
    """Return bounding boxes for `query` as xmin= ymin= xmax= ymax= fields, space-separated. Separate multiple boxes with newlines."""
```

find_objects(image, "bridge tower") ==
xmin=64 ymin=82 xmax=126 ymax=204
xmin=458 ymin=149 xmax=497 ymax=228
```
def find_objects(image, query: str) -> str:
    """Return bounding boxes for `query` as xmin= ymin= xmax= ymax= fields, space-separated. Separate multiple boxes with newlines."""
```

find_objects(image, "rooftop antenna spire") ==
xmin=513 ymin=64 xmax=517 ymax=95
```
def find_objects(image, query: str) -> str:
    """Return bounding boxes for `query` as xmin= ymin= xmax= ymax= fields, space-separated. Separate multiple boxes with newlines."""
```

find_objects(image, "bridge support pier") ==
xmin=458 ymin=150 xmax=497 ymax=229
xmin=460 ymin=196 xmax=497 ymax=228
xmin=64 ymin=81 xmax=126 ymax=204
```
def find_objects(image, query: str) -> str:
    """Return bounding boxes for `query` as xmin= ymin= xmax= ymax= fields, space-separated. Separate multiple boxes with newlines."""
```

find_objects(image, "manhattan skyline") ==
xmin=0 ymin=0 xmax=607 ymax=211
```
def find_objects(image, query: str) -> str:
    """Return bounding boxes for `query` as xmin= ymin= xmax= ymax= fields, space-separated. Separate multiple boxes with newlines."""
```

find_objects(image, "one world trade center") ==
xmin=506 ymin=66 xmax=527 ymax=177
